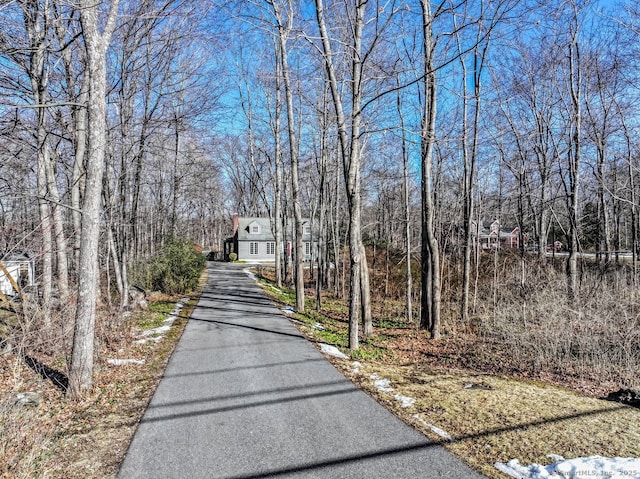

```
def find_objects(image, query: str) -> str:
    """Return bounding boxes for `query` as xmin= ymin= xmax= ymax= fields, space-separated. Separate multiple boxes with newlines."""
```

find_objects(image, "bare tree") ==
xmin=563 ymin=2 xmax=583 ymax=302
xmin=68 ymin=0 xmax=121 ymax=398
xmin=267 ymin=0 xmax=305 ymax=312
xmin=418 ymin=0 xmax=441 ymax=339
xmin=397 ymin=86 xmax=413 ymax=322
xmin=314 ymin=0 xmax=381 ymax=348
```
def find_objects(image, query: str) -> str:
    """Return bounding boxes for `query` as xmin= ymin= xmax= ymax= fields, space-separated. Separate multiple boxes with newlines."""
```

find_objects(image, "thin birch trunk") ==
xmin=397 ymin=90 xmax=412 ymax=323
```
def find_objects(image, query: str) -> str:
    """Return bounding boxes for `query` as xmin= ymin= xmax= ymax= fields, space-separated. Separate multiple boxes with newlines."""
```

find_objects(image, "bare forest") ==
xmin=1 ymin=0 xmax=639 ymax=422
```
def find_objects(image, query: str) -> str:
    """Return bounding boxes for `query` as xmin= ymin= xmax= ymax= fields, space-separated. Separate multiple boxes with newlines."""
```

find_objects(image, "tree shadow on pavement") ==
xmin=218 ymin=404 xmax=626 ymax=479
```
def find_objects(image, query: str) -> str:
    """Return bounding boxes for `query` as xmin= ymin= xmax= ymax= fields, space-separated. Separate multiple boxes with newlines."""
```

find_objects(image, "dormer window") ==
xmin=303 ymin=225 xmax=311 ymax=235
xmin=250 ymin=223 xmax=261 ymax=234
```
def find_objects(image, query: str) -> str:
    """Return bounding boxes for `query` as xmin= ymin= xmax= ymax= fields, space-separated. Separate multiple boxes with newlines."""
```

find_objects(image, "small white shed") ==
xmin=0 ymin=251 xmax=35 ymax=296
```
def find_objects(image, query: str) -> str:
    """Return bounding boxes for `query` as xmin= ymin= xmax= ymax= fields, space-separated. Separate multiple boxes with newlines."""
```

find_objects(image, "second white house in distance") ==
xmin=223 ymin=215 xmax=315 ymax=262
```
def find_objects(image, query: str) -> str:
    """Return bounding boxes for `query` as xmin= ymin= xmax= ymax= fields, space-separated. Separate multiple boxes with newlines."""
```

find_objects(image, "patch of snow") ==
xmin=427 ymin=424 xmax=452 ymax=440
xmin=495 ymin=455 xmax=640 ymax=479
xmin=107 ymin=358 xmax=145 ymax=366
xmin=394 ymin=394 xmax=416 ymax=408
xmin=135 ymin=299 xmax=187 ymax=343
xmin=135 ymin=336 xmax=162 ymax=344
xmin=243 ymin=268 xmax=257 ymax=281
xmin=139 ymin=324 xmax=172 ymax=336
xmin=350 ymin=361 xmax=362 ymax=374
xmin=370 ymin=374 xmax=394 ymax=392
xmin=281 ymin=307 xmax=295 ymax=315
xmin=319 ymin=343 xmax=349 ymax=359
xmin=411 ymin=414 xmax=453 ymax=440
xmin=312 ymin=323 xmax=326 ymax=330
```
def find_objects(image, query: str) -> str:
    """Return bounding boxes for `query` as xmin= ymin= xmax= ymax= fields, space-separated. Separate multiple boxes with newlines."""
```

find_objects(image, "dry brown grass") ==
xmin=0 ymin=276 xmax=203 ymax=478
xmin=4 ymin=254 xmax=634 ymax=479
xmin=258 ymin=251 xmax=640 ymax=478
xmin=464 ymin=253 xmax=640 ymax=392
xmin=336 ymin=361 xmax=640 ymax=479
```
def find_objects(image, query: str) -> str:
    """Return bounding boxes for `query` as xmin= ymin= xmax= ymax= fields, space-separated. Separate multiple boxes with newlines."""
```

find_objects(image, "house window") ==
xmin=305 ymin=242 xmax=311 ymax=256
xmin=266 ymin=242 xmax=275 ymax=255
xmin=250 ymin=224 xmax=260 ymax=234
xmin=250 ymin=242 xmax=259 ymax=255
xmin=303 ymin=225 xmax=311 ymax=235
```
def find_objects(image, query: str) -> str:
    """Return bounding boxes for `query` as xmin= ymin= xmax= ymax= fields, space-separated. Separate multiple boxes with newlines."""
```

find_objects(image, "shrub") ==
xmin=229 ymin=252 xmax=237 ymax=262
xmin=132 ymin=239 xmax=205 ymax=294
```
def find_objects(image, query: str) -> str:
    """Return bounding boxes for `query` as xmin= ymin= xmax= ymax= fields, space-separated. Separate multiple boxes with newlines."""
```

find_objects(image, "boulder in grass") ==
xmin=9 ymin=391 xmax=42 ymax=408
xmin=128 ymin=285 xmax=148 ymax=311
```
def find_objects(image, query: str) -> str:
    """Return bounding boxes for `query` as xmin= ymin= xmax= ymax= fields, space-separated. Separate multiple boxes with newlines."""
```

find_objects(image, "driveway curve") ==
xmin=117 ymin=262 xmax=485 ymax=479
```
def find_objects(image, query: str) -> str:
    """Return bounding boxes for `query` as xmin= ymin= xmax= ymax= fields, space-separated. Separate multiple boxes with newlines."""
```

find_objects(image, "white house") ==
xmin=223 ymin=216 xmax=315 ymax=262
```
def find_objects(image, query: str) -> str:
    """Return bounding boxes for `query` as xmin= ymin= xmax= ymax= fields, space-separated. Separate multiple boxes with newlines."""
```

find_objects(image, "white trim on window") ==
xmin=266 ymin=242 xmax=275 ymax=255
xmin=250 ymin=242 xmax=259 ymax=255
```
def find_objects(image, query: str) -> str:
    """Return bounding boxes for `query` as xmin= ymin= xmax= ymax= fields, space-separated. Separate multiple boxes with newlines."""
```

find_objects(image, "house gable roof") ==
xmin=235 ymin=217 xmax=314 ymax=242
xmin=472 ymin=220 xmax=520 ymax=238
xmin=237 ymin=217 xmax=275 ymax=241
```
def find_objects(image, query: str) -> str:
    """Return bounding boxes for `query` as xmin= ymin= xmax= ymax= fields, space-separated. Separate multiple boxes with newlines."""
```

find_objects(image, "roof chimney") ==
xmin=232 ymin=214 xmax=239 ymax=235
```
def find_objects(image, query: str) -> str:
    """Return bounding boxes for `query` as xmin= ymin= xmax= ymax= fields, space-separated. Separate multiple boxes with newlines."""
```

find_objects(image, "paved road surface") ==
xmin=118 ymin=262 xmax=485 ymax=479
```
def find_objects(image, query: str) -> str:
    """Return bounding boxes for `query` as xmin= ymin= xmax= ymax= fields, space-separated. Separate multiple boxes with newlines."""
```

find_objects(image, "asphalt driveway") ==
xmin=117 ymin=262 xmax=485 ymax=479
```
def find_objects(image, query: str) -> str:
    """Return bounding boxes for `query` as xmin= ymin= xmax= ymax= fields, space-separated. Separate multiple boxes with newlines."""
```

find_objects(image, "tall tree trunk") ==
xmin=37 ymin=126 xmax=53 ymax=322
xmin=596 ymin=140 xmax=611 ymax=265
xmin=23 ymin=0 xmax=53 ymax=321
xmin=43 ymin=145 xmax=69 ymax=299
xmin=71 ymin=78 xmax=88 ymax=272
xmin=458 ymin=14 xmax=488 ymax=325
xmin=460 ymin=56 xmax=473 ymax=325
xmin=170 ymin=112 xmax=180 ymax=237
xmin=314 ymin=0 xmax=371 ymax=348
xmin=398 ymin=90 xmax=413 ymax=323
xmin=623 ymin=123 xmax=637 ymax=283
xmin=269 ymin=0 xmax=305 ymax=312
xmin=566 ymin=27 xmax=581 ymax=302
xmin=419 ymin=0 xmax=441 ymax=339
xmin=272 ymin=46 xmax=284 ymax=288
xmin=69 ymin=0 xmax=120 ymax=398
xmin=332 ymin=168 xmax=341 ymax=297
xmin=316 ymin=102 xmax=329 ymax=310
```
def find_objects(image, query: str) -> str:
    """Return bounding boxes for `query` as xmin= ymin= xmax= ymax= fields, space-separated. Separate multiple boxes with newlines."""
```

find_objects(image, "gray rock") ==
xmin=0 ymin=340 xmax=12 ymax=357
xmin=128 ymin=286 xmax=148 ymax=311
xmin=10 ymin=390 xmax=42 ymax=408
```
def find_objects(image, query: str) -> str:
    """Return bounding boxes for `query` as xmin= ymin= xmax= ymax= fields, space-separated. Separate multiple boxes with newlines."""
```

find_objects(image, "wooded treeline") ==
xmin=1 ymin=0 xmax=640 ymax=395
xmin=0 ymin=0 xmax=226 ymax=396
xmin=219 ymin=0 xmax=640 ymax=350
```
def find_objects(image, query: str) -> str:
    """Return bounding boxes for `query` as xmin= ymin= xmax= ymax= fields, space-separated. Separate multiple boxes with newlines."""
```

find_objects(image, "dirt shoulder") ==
xmin=0 ymin=292 xmax=196 ymax=479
